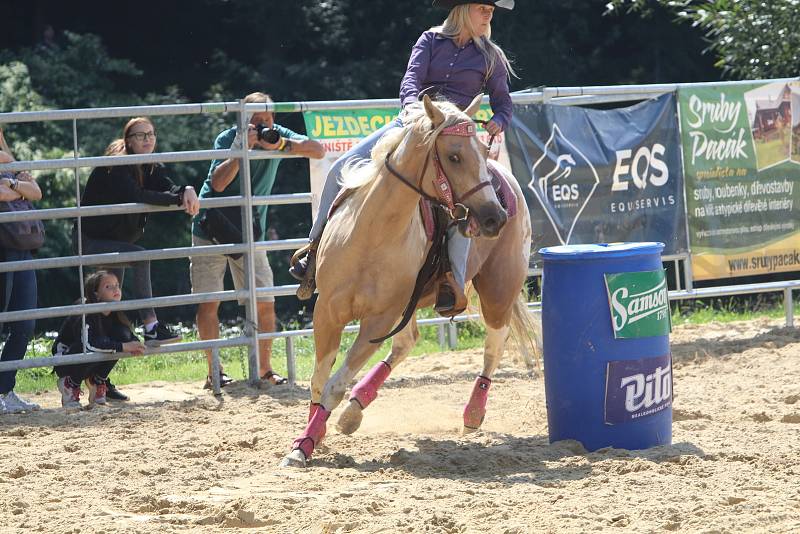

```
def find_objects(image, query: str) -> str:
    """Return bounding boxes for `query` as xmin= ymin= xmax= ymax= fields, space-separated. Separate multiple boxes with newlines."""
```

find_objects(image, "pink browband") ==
xmin=441 ymin=121 xmax=477 ymax=137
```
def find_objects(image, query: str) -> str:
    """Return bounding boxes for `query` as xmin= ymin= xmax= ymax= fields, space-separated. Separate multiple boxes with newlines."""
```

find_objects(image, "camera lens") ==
xmin=255 ymin=124 xmax=280 ymax=144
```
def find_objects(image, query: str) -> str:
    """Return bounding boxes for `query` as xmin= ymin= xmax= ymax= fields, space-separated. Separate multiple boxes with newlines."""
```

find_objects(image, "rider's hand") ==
xmin=485 ymin=118 xmax=503 ymax=136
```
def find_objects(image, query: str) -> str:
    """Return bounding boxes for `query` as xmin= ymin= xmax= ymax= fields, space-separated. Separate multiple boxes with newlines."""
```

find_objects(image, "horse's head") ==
xmin=416 ymin=94 xmax=507 ymax=238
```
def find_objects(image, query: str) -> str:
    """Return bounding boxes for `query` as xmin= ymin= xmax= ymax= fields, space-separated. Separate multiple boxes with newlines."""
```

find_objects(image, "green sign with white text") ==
xmin=604 ymin=270 xmax=671 ymax=339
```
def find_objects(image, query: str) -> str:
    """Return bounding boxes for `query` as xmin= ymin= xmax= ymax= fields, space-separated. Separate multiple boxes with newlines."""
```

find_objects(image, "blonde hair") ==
xmin=434 ymin=4 xmax=517 ymax=80
xmin=104 ymin=117 xmax=156 ymax=186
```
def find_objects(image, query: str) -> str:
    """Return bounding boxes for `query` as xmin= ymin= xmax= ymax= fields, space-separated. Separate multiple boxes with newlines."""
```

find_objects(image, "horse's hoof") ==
xmin=336 ymin=399 xmax=364 ymax=435
xmin=279 ymin=449 xmax=307 ymax=468
xmin=461 ymin=425 xmax=481 ymax=435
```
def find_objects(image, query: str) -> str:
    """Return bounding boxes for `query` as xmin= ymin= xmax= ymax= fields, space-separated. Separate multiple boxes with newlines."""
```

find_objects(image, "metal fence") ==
xmin=0 ymin=81 xmax=798 ymax=394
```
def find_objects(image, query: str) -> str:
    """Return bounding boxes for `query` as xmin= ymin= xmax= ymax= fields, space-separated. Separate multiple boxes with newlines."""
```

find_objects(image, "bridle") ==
xmin=383 ymin=119 xmax=494 ymax=222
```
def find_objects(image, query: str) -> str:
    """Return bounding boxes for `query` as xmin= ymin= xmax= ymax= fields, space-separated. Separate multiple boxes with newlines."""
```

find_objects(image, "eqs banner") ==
xmin=505 ymin=93 xmax=687 ymax=266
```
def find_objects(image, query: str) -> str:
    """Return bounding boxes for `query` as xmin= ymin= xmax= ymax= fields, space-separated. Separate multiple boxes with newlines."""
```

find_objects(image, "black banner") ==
xmin=506 ymin=93 xmax=687 ymax=265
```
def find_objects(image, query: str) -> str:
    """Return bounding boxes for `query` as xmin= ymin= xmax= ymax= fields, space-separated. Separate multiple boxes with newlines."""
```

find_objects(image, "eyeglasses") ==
xmin=126 ymin=131 xmax=157 ymax=142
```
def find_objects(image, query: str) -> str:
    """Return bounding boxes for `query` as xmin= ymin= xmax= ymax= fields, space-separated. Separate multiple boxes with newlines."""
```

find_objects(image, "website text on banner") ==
xmin=679 ymin=80 xmax=800 ymax=280
xmin=302 ymin=106 xmax=510 ymax=219
xmin=504 ymin=93 xmax=687 ymax=268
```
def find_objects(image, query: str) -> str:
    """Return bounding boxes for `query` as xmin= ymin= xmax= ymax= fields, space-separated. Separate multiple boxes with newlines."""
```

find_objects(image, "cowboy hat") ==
xmin=432 ymin=0 xmax=515 ymax=10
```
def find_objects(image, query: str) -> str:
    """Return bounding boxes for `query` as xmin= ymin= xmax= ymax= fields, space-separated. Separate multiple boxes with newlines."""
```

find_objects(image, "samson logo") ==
xmin=528 ymin=124 xmax=599 ymax=245
xmin=605 ymin=270 xmax=671 ymax=339
xmin=605 ymin=355 xmax=673 ymax=425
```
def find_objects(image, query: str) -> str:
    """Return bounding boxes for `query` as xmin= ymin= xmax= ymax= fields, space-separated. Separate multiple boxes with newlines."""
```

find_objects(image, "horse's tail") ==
xmin=507 ymin=292 xmax=542 ymax=372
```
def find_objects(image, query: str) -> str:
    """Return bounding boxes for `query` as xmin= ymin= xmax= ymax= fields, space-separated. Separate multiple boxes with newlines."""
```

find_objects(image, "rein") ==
xmin=383 ymin=119 xmax=493 ymax=222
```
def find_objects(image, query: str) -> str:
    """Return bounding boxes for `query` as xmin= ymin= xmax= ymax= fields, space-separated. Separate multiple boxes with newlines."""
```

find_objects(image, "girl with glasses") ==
xmin=74 ymin=117 xmax=199 ymax=398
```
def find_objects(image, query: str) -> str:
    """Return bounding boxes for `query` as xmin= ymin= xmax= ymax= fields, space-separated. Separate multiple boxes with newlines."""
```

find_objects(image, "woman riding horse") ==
xmin=290 ymin=0 xmax=516 ymax=317
xmin=281 ymin=93 xmax=536 ymax=468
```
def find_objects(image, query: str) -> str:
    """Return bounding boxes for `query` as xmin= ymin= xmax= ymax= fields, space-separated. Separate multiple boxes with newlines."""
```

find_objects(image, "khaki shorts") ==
xmin=190 ymin=234 xmax=275 ymax=303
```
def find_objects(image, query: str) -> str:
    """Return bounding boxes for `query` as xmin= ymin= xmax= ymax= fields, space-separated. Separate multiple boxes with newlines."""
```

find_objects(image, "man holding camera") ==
xmin=190 ymin=92 xmax=325 ymax=388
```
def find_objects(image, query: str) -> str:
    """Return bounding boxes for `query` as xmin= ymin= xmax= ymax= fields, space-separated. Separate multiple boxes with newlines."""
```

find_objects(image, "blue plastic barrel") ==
xmin=539 ymin=242 xmax=672 ymax=451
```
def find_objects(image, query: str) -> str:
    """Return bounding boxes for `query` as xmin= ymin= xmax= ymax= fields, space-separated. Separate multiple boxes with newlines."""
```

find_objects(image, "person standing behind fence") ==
xmin=289 ymin=0 xmax=516 ymax=317
xmin=76 ymin=117 xmax=199 ymax=359
xmin=53 ymin=271 xmax=145 ymax=410
xmin=0 ymin=128 xmax=42 ymax=415
xmin=191 ymin=92 xmax=325 ymax=389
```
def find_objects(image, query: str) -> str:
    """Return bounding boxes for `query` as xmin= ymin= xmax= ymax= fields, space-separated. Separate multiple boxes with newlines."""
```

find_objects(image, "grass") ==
xmin=12 ymin=310 xmax=487 ymax=394
xmin=10 ymin=296 xmax=796 ymax=395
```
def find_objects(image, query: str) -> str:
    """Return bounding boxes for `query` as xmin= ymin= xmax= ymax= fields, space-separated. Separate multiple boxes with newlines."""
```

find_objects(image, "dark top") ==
xmin=400 ymin=31 xmax=513 ymax=129
xmin=79 ymin=163 xmax=185 ymax=243
xmin=52 ymin=312 xmax=136 ymax=355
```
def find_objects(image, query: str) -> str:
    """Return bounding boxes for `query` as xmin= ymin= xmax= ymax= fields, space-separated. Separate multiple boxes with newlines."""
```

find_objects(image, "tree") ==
xmin=606 ymin=0 xmax=800 ymax=78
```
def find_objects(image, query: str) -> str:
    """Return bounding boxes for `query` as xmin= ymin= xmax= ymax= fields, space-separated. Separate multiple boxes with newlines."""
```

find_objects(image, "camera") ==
xmin=254 ymin=123 xmax=280 ymax=144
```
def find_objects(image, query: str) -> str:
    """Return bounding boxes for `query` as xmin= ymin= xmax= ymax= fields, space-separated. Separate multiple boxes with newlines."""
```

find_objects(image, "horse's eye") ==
xmin=448 ymin=154 xmax=460 ymax=163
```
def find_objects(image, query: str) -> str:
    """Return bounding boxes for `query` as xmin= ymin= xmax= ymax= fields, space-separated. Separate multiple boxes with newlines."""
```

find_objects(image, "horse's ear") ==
xmin=464 ymin=93 xmax=484 ymax=117
xmin=423 ymin=94 xmax=445 ymax=128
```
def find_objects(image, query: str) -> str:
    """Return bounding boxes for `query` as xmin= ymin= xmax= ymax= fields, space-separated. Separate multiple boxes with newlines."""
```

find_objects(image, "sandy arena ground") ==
xmin=1 ymin=318 xmax=799 ymax=533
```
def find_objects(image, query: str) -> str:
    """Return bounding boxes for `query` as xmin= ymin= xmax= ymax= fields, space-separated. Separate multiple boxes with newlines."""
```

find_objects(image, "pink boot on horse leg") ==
xmin=337 ymin=361 xmax=392 ymax=435
xmin=280 ymin=404 xmax=332 ymax=467
xmin=463 ymin=375 xmax=492 ymax=432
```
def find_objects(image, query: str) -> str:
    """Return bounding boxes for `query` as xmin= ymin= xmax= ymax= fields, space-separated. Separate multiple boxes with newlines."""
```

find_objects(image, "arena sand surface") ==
xmin=1 ymin=318 xmax=799 ymax=533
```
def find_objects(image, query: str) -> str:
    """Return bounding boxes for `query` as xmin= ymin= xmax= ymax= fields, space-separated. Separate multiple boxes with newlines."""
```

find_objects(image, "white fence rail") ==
xmin=0 ymin=81 xmax=797 ymax=394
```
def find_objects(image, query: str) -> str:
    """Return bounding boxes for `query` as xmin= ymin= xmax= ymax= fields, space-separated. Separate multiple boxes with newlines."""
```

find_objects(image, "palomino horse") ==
xmin=281 ymin=94 xmax=537 ymax=468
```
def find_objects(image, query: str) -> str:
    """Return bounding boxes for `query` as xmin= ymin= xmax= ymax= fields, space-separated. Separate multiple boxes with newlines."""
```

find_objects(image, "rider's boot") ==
xmin=294 ymin=244 xmax=319 ymax=301
xmin=434 ymin=271 xmax=467 ymax=317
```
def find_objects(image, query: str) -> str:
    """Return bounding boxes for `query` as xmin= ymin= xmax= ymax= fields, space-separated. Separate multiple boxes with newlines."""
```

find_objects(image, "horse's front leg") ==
xmin=463 ymin=323 xmax=509 ymax=433
xmin=281 ymin=311 xmax=400 ymax=467
xmin=280 ymin=310 xmax=343 ymax=468
xmin=337 ymin=317 xmax=420 ymax=435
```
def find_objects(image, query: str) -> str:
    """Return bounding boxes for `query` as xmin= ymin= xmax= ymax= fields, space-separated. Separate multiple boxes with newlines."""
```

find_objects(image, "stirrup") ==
xmin=434 ymin=272 xmax=467 ymax=317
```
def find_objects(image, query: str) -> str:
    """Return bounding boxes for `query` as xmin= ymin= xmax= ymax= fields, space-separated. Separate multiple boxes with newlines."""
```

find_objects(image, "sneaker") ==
xmin=1 ymin=391 xmax=40 ymax=413
xmin=143 ymin=322 xmax=181 ymax=347
xmin=57 ymin=376 xmax=82 ymax=410
xmin=85 ymin=377 xmax=108 ymax=406
xmin=203 ymin=372 xmax=234 ymax=390
xmin=105 ymin=379 xmax=129 ymax=402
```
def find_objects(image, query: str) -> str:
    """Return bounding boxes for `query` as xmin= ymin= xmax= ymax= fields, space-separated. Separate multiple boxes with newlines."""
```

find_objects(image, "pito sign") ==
xmin=605 ymin=354 xmax=672 ymax=425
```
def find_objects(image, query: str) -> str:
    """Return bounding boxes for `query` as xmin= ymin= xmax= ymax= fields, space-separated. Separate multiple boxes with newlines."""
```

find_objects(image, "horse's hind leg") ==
xmin=337 ymin=317 xmax=420 ymax=435
xmin=463 ymin=322 xmax=509 ymax=433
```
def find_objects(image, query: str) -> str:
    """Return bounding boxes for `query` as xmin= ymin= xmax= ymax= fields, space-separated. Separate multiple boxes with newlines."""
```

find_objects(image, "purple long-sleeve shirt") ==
xmin=400 ymin=30 xmax=512 ymax=130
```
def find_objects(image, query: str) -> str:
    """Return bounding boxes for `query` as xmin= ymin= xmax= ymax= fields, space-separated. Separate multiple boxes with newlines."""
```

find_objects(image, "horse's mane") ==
xmin=339 ymin=99 xmax=467 ymax=190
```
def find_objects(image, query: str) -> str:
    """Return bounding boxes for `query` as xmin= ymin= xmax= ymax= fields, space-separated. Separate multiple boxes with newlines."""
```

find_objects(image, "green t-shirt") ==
xmin=191 ymin=124 xmax=307 ymax=239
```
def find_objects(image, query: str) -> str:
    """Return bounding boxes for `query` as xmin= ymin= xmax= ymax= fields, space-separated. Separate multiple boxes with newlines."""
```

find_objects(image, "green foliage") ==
xmin=606 ymin=0 xmax=800 ymax=78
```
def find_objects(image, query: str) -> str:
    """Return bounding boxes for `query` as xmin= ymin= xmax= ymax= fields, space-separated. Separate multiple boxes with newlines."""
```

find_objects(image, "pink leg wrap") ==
xmin=308 ymin=402 xmax=327 ymax=442
xmin=463 ymin=375 xmax=492 ymax=429
xmin=291 ymin=404 xmax=331 ymax=460
xmin=350 ymin=361 xmax=392 ymax=409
